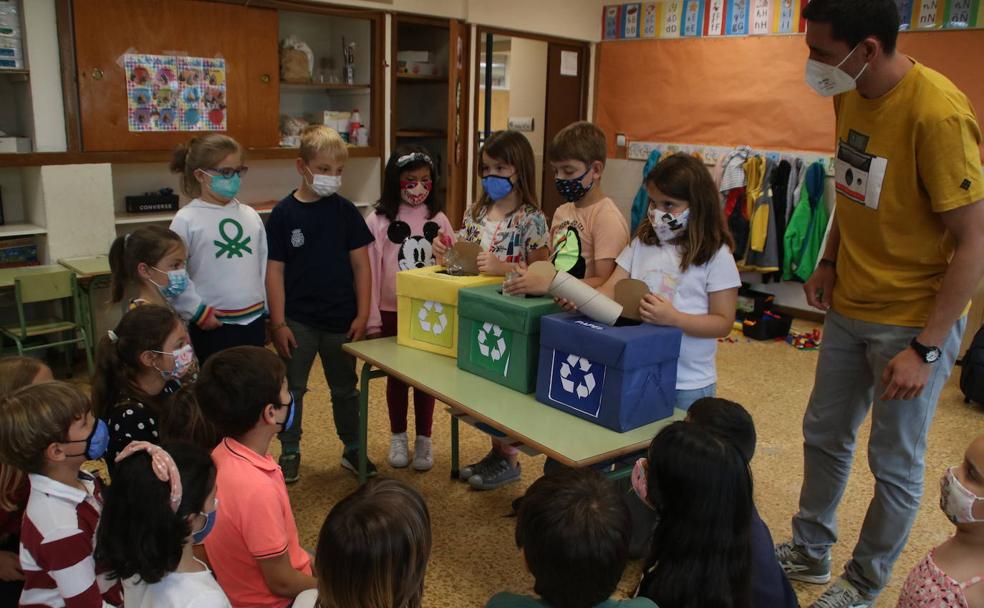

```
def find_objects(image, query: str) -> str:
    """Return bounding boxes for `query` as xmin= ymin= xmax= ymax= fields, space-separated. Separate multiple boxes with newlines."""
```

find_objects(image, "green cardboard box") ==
xmin=457 ymin=284 xmax=561 ymax=393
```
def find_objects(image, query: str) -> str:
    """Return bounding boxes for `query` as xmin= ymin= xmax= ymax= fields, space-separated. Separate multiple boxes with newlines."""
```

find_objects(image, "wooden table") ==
xmin=343 ymin=337 xmax=683 ymax=483
xmin=0 ymin=264 xmax=67 ymax=289
xmin=58 ymin=256 xmax=112 ymax=344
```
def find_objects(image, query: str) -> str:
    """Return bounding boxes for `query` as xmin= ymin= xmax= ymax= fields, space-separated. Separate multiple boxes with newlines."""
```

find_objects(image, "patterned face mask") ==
xmin=555 ymin=168 xmax=595 ymax=203
xmin=400 ymin=180 xmax=432 ymax=206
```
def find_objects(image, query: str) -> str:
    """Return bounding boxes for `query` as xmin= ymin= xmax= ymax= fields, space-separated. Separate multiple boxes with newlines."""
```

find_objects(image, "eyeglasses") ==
xmin=204 ymin=166 xmax=249 ymax=178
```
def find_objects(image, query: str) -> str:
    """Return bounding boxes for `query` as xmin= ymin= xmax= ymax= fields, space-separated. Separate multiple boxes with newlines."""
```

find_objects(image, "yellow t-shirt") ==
xmin=832 ymin=61 xmax=984 ymax=327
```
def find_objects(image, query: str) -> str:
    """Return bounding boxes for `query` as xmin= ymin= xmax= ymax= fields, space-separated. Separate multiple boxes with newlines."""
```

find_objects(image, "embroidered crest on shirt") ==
xmin=214 ymin=218 xmax=253 ymax=259
xmin=291 ymin=229 xmax=305 ymax=248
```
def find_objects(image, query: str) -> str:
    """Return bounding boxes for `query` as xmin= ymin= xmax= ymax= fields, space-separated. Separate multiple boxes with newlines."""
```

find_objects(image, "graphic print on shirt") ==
xmin=213 ymin=218 xmax=253 ymax=259
xmin=551 ymin=226 xmax=587 ymax=279
xmin=835 ymin=132 xmax=887 ymax=211
xmin=388 ymin=221 xmax=440 ymax=271
xmin=290 ymin=228 xmax=305 ymax=248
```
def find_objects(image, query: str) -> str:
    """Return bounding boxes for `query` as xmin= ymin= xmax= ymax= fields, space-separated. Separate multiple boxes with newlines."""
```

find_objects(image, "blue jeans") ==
xmin=676 ymin=383 xmax=717 ymax=411
xmin=792 ymin=309 xmax=965 ymax=597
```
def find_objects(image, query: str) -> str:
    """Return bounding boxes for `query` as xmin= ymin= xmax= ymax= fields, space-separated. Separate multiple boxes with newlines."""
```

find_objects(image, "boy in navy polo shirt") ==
xmin=265 ymin=125 xmax=375 ymax=482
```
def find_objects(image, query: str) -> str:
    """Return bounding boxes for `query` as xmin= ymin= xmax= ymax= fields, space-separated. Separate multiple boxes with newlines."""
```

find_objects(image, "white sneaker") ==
xmin=412 ymin=436 xmax=433 ymax=471
xmin=388 ymin=433 xmax=409 ymax=468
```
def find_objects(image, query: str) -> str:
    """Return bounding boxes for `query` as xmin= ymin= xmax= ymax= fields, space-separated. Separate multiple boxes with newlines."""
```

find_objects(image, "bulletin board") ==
xmin=593 ymin=30 xmax=984 ymax=156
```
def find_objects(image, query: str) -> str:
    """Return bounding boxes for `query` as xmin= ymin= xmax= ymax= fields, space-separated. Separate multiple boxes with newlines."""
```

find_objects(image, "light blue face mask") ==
xmin=151 ymin=267 xmax=189 ymax=298
xmin=206 ymin=173 xmax=241 ymax=199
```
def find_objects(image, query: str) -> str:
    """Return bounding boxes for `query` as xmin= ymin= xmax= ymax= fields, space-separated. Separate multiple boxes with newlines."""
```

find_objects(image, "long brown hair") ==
xmin=636 ymin=154 xmax=734 ymax=271
xmin=471 ymin=130 xmax=539 ymax=222
xmin=314 ymin=478 xmax=431 ymax=608
xmin=108 ymin=226 xmax=185 ymax=303
xmin=169 ymin=134 xmax=243 ymax=198
xmin=0 ymin=357 xmax=49 ymax=510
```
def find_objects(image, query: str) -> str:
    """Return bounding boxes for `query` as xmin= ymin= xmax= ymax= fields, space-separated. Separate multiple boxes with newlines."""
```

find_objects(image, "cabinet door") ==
xmin=73 ymin=0 xmax=278 ymax=151
xmin=446 ymin=19 xmax=470 ymax=230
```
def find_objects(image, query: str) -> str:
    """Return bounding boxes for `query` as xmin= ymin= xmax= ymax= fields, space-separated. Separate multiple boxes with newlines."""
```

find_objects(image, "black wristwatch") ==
xmin=910 ymin=338 xmax=942 ymax=364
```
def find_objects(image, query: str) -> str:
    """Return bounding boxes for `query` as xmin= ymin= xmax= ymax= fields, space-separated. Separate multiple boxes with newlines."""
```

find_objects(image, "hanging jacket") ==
xmin=631 ymin=149 xmax=662 ymax=233
xmin=743 ymin=159 xmax=780 ymax=273
xmin=783 ymin=161 xmax=829 ymax=282
xmin=764 ymin=160 xmax=792 ymax=283
xmin=719 ymin=146 xmax=751 ymax=193
xmin=726 ymin=186 xmax=749 ymax=261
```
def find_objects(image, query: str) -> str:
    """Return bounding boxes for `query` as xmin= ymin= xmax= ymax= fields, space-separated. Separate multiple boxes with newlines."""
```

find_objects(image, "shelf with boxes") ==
xmin=0 ymin=0 xmax=33 ymax=155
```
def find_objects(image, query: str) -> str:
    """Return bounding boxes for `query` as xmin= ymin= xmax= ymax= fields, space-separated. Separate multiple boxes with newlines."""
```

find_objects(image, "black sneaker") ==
xmin=341 ymin=448 xmax=378 ymax=477
xmin=279 ymin=452 xmax=300 ymax=484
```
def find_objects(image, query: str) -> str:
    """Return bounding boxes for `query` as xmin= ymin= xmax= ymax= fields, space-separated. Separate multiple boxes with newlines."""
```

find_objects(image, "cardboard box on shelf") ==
xmin=397 ymin=61 xmax=443 ymax=77
xmin=0 ymin=137 xmax=31 ymax=153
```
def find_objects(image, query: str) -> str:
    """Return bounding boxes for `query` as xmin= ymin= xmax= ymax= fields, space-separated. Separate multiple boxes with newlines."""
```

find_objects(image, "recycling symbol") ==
xmin=417 ymin=300 xmax=448 ymax=335
xmin=559 ymin=354 xmax=597 ymax=399
xmin=477 ymin=323 xmax=507 ymax=361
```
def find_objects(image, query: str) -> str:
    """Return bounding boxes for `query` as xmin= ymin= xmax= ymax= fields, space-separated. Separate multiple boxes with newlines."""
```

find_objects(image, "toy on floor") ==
xmin=787 ymin=328 xmax=822 ymax=351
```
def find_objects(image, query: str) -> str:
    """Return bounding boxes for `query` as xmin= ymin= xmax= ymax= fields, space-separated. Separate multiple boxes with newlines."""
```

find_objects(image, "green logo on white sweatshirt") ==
xmin=214 ymin=218 xmax=252 ymax=259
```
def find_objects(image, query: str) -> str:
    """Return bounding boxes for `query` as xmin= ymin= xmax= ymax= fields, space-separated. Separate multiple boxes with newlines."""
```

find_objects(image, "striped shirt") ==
xmin=19 ymin=472 xmax=121 ymax=608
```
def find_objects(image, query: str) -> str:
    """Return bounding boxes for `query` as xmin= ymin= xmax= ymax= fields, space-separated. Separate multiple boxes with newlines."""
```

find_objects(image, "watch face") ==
xmin=926 ymin=349 xmax=940 ymax=363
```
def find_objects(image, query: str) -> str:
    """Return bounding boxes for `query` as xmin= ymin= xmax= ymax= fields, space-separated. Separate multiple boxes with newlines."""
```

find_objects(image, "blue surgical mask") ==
xmin=482 ymin=174 xmax=514 ymax=202
xmin=206 ymin=173 xmax=241 ymax=199
xmin=192 ymin=499 xmax=219 ymax=544
xmin=555 ymin=168 xmax=594 ymax=203
xmin=151 ymin=267 xmax=188 ymax=298
xmin=64 ymin=419 xmax=110 ymax=460
xmin=277 ymin=392 xmax=296 ymax=432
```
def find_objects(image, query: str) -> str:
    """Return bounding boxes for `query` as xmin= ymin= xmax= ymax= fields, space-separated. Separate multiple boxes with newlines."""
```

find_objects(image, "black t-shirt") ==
xmin=266 ymin=192 xmax=374 ymax=332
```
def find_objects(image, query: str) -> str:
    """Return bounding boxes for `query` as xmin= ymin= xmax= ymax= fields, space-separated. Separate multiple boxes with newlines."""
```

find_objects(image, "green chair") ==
xmin=0 ymin=270 xmax=93 ymax=376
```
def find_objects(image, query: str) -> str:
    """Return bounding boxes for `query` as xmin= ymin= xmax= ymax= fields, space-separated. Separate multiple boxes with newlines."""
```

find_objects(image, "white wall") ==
xmin=21 ymin=0 xmax=66 ymax=152
xmin=41 ymin=164 xmax=116 ymax=261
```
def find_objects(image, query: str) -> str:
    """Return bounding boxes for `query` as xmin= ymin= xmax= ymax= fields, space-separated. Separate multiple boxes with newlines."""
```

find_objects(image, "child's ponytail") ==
xmin=106 ymin=226 xmax=185 ymax=304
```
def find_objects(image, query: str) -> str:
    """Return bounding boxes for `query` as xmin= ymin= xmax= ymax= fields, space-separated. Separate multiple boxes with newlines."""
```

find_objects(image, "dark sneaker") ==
xmin=810 ymin=579 xmax=873 ymax=608
xmin=775 ymin=540 xmax=832 ymax=584
xmin=468 ymin=458 xmax=521 ymax=490
xmin=460 ymin=449 xmax=500 ymax=481
xmin=279 ymin=452 xmax=300 ymax=484
xmin=341 ymin=448 xmax=378 ymax=477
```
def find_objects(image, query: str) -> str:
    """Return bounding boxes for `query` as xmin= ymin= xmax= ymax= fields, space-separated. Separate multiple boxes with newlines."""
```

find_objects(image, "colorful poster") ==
xmin=773 ymin=0 xmax=800 ymax=33
xmin=943 ymin=0 xmax=979 ymax=27
xmin=622 ymin=3 xmax=642 ymax=38
xmin=661 ymin=0 xmax=683 ymax=37
xmin=705 ymin=0 xmax=726 ymax=35
xmin=682 ymin=0 xmax=705 ymax=35
xmin=603 ymin=5 xmax=622 ymax=40
xmin=125 ymin=53 xmax=225 ymax=133
xmin=643 ymin=2 xmax=660 ymax=37
xmin=725 ymin=0 xmax=749 ymax=35
xmin=750 ymin=0 xmax=772 ymax=34
xmin=896 ymin=0 xmax=915 ymax=28
xmin=913 ymin=0 xmax=944 ymax=27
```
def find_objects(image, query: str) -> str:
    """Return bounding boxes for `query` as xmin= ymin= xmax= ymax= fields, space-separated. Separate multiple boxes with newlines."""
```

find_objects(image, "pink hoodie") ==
xmin=366 ymin=203 xmax=455 ymax=335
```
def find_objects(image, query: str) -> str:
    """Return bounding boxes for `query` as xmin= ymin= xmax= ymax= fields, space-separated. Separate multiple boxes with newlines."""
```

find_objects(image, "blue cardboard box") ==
xmin=535 ymin=313 xmax=682 ymax=432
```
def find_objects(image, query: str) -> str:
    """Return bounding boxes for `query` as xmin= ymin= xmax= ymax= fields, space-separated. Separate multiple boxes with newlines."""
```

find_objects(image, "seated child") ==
xmin=0 ymin=382 xmax=121 ymax=607
xmin=489 ymin=467 xmax=657 ymax=608
xmin=92 ymin=305 xmax=201 ymax=468
xmin=96 ymin=440 xmax=229 ymax=607
xmin=195 ymin=346 xmax=315 ymax=606
xmin=294 ymin=478 xmax=431 ymax=608
xmin=0 ymin=357 xmax=54 ymax=605
xmin=897 ymin=433 xmax=984 ymax=608
xmin=687 ymin=398 xmax=799 ymax=608
xmin=631 ymin=422 xmax=752 ymax=608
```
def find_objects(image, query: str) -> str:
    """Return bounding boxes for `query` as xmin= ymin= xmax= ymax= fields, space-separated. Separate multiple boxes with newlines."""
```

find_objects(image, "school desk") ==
xmin=343 ymin=337 xmax=684 ymax=484
xmin=58 ymin=255 xmax=112 ymax=346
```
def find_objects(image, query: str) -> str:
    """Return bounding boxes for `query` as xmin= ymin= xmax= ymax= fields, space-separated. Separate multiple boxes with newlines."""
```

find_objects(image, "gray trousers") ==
xmin=792 ymin=309 xmax=965 ymax=596
xmin=278 ymin=318 xmax=360 ymax=450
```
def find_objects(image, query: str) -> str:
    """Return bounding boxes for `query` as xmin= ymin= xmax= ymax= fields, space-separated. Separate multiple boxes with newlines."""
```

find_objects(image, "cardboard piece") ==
xmin=550 ymin=272 xmax=623 ymax=326
xmin=446 ymin=241 xmax=481 ymax=276
xmin=526 ymin=260 xmax=557 ymax=281
xmin=614 ymin=279 xmax=650 ymax=322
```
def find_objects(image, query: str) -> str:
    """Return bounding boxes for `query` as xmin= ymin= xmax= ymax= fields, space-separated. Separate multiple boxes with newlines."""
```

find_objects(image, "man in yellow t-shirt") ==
xmin=774 ymin=1 xmax=984 ymax=607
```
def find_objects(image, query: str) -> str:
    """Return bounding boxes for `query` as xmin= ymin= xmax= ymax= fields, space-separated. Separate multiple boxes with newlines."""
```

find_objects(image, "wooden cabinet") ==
xmin=391 ymin=15 xmax=470 ymax=228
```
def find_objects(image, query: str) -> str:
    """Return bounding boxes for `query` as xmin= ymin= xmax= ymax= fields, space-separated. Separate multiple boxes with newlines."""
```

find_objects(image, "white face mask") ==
xmin=649 ymin=207 xmax=690 ymax=242
xmin=308 ymin=171 xmax=342 ymax=198
xmin=805 ymin=43 xmax=868 ymax=97
xmin=940 ymin=467 xmax=984 ymax=524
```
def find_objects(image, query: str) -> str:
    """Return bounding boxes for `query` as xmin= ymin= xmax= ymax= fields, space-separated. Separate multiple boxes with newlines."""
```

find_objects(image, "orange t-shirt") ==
xmin=550 ymin=197 xmax=630 ymax=280
xmin=205 ymin=438 xmax=312 ymax=608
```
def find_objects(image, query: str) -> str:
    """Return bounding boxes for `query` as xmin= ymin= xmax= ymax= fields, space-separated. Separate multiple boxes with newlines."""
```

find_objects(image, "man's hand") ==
xmin=639 ymin=293 xmax=680 ymax=326
xmin=347 ymin=317 xmax=368 ymax=342
xmin=804 ymin=263 xmax=837 ymax=311
xmin=272 ymin=324 xmax=297 ymax=359
xmin=880 ymin=347 xmax=931 ymax=401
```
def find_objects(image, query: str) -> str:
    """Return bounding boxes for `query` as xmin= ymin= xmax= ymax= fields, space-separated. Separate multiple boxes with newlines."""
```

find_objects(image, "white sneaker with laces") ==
xmin=388 ymin=433 xmax=409 ymax=468
xmin=412 ymin=436 xmax=433 ymax=471
xmin=810 ymin=578 xmax=873 ymax=608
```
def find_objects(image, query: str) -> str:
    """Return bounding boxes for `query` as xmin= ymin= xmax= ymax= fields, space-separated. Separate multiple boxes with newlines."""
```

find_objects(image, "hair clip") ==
xmin=124 ymin=233 xmax=132 ymax=244
xmin=115 ymin=441 xmax=183 ymax=513
xmin=396 ymin=152 xmax=433 ymax=168
xmin=107 ymin=330 xmax=119 ymax=343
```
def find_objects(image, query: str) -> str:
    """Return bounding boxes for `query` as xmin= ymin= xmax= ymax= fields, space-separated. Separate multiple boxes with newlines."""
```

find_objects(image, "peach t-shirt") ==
xmin=550 ymin=197 xmax=630 ymax=280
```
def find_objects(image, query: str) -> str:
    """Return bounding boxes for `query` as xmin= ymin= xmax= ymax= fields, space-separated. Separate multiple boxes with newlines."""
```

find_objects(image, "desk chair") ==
xmin=0 ymin=270 xmax=94 ymax=376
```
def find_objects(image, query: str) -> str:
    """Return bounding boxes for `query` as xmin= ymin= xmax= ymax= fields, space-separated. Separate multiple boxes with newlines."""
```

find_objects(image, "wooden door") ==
xmin=446 ymin=20 xmax=470 ymax=230
xmin=73 ymin=0 xmax=278 ymax=152
xmin=541 ymin=42 xmax=588 ymax=219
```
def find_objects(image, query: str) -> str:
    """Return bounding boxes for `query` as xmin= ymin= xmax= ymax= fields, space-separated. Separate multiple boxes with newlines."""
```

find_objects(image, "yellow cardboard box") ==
xmin=396 ymin=266 xmax=503 ymax=357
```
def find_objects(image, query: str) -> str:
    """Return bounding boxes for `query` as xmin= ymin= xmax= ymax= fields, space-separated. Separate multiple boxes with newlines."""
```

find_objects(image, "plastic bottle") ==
xmin=349 ymin=109 xmax=362 ymax=144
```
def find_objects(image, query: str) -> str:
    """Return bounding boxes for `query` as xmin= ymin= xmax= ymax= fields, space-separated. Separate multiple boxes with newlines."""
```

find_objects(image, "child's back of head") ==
xmin=0 ymin=381 xmax=92 ymax=475
xmin=195 ymin=346 xmax=287 ymax=439
xmin=312 ymin=478 xmax=431 ymax=608
xmin=0 ymin=356 xmax=53 ymax=512
xmin=687 ymin=397 xmax=757 ymax=463
xmin=515 ymin=467 xmax=631 ymax=608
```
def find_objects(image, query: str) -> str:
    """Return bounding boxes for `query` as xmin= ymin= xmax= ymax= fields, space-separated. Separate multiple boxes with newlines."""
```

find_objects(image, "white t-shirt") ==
xmin=294 ymin=589 xmax=318 ymax=608
xmin=616 ymin=240 xmax=741 ymax=390
xmin=122 ymin=560 xmax=231 ymax=608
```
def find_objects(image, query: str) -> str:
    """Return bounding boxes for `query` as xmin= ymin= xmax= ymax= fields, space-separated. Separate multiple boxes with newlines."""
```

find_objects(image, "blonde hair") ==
xmin=548 ymin=121 xmax=607 ymax=166
xmin=300 ymin=125 xmax=349 ymax=163
xmin=169 ymin=134 xmax=243 ymax=198
xmin=0 ymin=382 xmax=90 ymax=475
xmin=0 ymin=357 xmax=49 ymax=510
